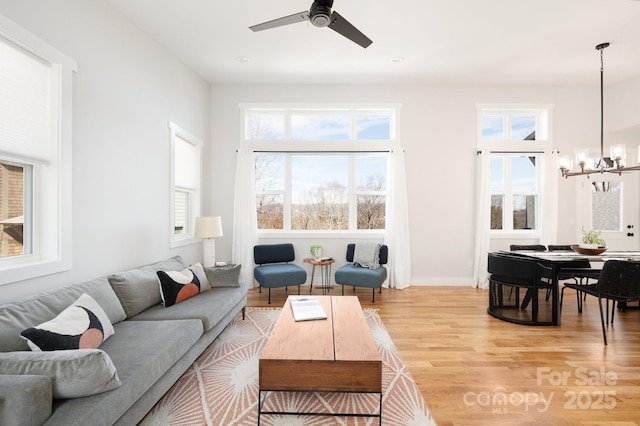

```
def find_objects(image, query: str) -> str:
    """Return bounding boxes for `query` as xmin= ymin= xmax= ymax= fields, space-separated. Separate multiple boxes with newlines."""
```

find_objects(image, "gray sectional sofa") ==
xmin=0 ymin=256 xmax=248 ymax=426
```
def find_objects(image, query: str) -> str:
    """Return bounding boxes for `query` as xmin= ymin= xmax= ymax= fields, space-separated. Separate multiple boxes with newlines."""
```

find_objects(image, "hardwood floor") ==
xmin=247 ymin=285 xmax=640 ymax=425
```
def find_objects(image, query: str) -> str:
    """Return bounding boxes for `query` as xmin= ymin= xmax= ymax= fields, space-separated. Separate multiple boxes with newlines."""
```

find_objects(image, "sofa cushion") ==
xmin=0 ymin=277 xmax=125 ymax=353
xmin=0 ymin=349 xmax=121 ymax=399
xmin=108 ymin=256 xmax=185 ymax=318
xmin=20 ymin=294 xmax=114 ymax=351
xmin=157 ymin=268 xmax=202 ymax=307
xmin=42 ymin=319 xmax=203 ymax=425
xmin=0 ymin=374 xmax=52 ymax=426
xmin=334 ymin=264 xmax=388 ymax=288
xmin=130 ymin=286 xmax=245 ymax=332
xmin=254 ymin=263 xmax=307 ymax=288
xmin=204 ymin=264 xmax=241 ymax=287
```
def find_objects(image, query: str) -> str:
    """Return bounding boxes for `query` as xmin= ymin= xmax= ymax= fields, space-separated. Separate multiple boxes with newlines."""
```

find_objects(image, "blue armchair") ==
xmin=334 ymin=243 xmax=388 ymax=302
xmin=253 ymin=243 xmax=307 ymax=304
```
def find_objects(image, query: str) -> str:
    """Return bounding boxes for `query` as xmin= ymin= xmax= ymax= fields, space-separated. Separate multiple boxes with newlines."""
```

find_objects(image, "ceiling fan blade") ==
xmin=328 ymin=11 xmax=372 ymax=48
xmin=249 ymin=11 xmax=310 ymax=32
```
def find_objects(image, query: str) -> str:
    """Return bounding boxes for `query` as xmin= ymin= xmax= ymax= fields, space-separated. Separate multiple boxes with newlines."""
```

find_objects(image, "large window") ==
xmin=255 ymin=153 xmax=387 ymax=231
xmin=478 ymin=105 xmax=552 ymax=236
xmin=246 ymin=106 xmax=395 ymax=233
xmin=0 ymin=16 xmax=75 ymax=285
xmin=169 ymin=122 xmax=202 ymax=247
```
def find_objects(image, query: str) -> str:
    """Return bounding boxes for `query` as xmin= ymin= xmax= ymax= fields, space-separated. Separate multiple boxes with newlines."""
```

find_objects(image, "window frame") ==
xmin=0 ymin=15 xmax=76 ymax=285
xmin=478 ymin=105 xmax=549 ymax=143
xmin=477 ymin=104 xmax=553 ymax=239
xmin=242 ymin=104 xmax=400 ymax=238
xmin=169 ymin=122 xmax=203 ymax=248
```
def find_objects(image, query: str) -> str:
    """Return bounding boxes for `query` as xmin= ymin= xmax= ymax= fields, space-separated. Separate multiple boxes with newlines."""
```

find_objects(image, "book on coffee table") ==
xmin=289 ymin=296 xmax=327 ymax=322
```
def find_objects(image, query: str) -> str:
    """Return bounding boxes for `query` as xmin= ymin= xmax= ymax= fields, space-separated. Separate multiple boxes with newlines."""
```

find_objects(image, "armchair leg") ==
xmin=342 ymin=285 xmax=345 ymax=296
xmin=242 ymin=306 xmax=246 ymax=320
xmin=297 ymin=285 xmax=300 ymax=295
xmin=268 ymin=288 xmax=271 ymax=304
xmin=372 ymin=288 xmax=375 ymax=303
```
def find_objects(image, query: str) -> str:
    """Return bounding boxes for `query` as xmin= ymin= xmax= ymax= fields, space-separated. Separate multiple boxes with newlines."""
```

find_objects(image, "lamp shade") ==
xmin=194 ymin=216 xmax=223 ymax=238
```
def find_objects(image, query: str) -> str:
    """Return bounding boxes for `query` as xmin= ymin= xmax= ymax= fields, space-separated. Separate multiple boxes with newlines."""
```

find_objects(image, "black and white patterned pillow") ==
xmin=20 ymin=293 xmax=115 ymax=351
xmin=157 ymin=267 xmax=202 ymax=307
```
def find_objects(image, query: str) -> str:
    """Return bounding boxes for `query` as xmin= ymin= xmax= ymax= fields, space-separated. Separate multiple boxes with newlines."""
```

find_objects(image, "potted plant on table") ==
xmin=580 ymin=230 xmax=606 ymax=249
xmin=310 ymin=244 xmax=323 ymax=260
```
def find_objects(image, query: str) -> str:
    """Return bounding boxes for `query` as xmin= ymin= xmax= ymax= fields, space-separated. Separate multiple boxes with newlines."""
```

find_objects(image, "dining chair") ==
xmin=488 ymin=251 xmax=555 ymax=325
xmin=509 ymin=245 xmax=547 ymax=302
xmin=510 ymin=245 xmax=546 ymax=252
xmin=560 ymin=260 xmax=640 ymax=345
xmin=548 ymin=244 xmax=601 ymax=311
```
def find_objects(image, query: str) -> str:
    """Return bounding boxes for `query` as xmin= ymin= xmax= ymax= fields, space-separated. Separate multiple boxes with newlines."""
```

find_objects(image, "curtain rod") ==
xmin=476 ymin=150 xmax=548 ymax=155
xmin=237 ymin=150 xmax=392 ymax=154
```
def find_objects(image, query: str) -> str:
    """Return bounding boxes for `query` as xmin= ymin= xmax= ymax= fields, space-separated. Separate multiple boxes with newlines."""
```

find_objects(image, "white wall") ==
xmin=0 ymin=0 xmax=211 ymax=303
xmin=208 ymin=83 xmax=604 ymax=286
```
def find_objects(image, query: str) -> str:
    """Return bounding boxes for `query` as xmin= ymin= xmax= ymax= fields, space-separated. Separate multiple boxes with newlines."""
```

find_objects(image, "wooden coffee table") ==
xmin=258 ymin=295 xmax=382 ymax=424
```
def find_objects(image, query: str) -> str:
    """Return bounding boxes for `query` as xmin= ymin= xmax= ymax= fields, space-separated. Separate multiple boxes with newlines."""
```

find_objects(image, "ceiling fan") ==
xmin=249 ymin=0 xmax=372 ymax=48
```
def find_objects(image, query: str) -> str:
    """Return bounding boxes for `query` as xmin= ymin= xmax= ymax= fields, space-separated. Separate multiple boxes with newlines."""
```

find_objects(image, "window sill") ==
xmin=257 ymin=230 xmax=385 ymax=240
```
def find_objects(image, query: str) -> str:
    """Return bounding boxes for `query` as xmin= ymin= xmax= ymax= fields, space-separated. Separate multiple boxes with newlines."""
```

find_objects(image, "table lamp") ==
xmin=194 ymin=216 xmax=223 ymax=267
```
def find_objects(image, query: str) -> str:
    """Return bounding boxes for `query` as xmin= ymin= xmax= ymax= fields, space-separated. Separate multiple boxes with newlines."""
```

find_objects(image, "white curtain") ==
xmin=472 ymin=150 xmax=491 ymax=289
xmin=384 ymin=149 xmax=411 ymax=289
xmin=232 ymin=147 xmax=258 ymax=287
xmin=539 ymin=149 xmax=559 ymax=246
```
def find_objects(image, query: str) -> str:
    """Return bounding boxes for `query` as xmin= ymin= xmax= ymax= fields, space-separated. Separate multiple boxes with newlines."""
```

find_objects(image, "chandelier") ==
xmin=559 ymin=42 xmax=640 ymax=178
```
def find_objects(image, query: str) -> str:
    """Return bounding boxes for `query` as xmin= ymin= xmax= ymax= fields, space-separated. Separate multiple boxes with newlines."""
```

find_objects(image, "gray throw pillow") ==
xmin=204 ymin=264 xmax=241 ymax=287
xmin=0 ymin=349 xmax=121 ymax=399
xmin=108 ymin=256 xmax=185 ymax=318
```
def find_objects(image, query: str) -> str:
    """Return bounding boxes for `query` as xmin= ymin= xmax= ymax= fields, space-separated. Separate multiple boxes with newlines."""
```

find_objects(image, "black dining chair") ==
xmin=548 ymin=244 xmax=601 ymax=311
xmin=560 ymin=260 xmax=640 ymax=345
xmin=510 ymin=244 xmax=546 ymax=252
xmin=509 ymin=245 xmax=548 ymax=301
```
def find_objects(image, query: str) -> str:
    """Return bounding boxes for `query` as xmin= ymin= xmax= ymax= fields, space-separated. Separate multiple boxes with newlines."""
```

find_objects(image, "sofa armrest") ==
xmin=0 ymin=374 xmax=52 ymax=426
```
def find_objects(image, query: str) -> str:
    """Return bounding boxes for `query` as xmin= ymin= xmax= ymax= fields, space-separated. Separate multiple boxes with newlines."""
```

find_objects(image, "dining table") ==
xmin=497 ymin=249 xmax=640 ymax=325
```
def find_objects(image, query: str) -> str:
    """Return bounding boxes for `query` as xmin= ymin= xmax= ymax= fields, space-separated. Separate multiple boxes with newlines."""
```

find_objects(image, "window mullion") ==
xmin=283 ymin=154 xmax=292 ymax=231
xmin=504 ymin=154 xmax=513 ymax=231
xmin=349 ymin=154 xmax=357 ymax=230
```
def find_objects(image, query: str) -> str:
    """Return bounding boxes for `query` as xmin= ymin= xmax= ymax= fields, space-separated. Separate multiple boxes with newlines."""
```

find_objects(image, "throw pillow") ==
xmin=204 ymin=264 xmax=242 ymax=287
xmin=107 ymin=255 xmax=186 ymax=318
xmin=0 ymin=349 xmax=121 ymax=399
xmin=353 ymin=243 xmax=381 ymax=270
xmin=157 ymin=267 xmax=202 ymax=307
xmin=189 ymin=262 xmax=211 ymax=292
xmin=20 ymin=293 xmax=115 ymax=351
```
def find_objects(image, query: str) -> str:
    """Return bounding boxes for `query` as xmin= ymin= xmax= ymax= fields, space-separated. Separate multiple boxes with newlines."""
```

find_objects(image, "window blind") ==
xmin=0 ymin=37 xmax=52 ymax=164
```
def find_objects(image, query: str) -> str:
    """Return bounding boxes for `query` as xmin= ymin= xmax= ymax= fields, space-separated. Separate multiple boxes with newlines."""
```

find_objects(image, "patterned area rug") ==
xmin=140 ymin=308 xmax=436 ymax=425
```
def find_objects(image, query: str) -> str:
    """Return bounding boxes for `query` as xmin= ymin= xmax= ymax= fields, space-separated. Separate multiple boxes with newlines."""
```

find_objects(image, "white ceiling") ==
xmin=106 ymin=0 xmax=640 ymax=86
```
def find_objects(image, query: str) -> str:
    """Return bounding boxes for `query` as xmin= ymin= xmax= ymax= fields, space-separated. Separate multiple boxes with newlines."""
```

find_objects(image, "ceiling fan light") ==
xmin=311 ymin=14 xmax=330 ymax=27
xmin=309 ymin=2 xmax=332 ymax=27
